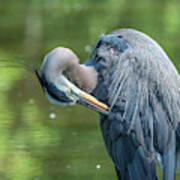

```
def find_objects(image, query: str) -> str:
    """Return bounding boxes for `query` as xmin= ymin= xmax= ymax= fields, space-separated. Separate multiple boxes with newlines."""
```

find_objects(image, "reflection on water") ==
xmin=0 ymin=0 xmax=180 ymax=179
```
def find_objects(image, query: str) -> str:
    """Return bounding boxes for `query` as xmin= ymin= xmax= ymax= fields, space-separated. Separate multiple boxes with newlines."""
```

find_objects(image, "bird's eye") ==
xmin=117 ymin=35 xmax=123 ymax=38
xmin=62 ymin=71 xmax=68 ymax=77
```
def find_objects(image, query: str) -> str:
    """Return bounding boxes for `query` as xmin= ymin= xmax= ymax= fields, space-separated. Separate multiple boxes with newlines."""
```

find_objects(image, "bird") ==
xmin=36 ymin=28 xmax=180 ymax=180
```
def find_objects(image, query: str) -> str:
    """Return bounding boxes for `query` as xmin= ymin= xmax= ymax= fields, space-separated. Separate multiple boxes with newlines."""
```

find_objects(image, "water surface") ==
xmin=0 ymin=0 xmax=180 ymax=179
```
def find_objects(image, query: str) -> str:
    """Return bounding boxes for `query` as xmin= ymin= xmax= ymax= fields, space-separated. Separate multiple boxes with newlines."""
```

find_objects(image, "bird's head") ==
xmin=36 ymin=47 xmax=109 ymax=114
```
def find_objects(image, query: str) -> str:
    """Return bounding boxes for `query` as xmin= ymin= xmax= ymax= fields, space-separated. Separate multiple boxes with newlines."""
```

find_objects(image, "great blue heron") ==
xmin=36 ymin=29 xmax=180 ymax=180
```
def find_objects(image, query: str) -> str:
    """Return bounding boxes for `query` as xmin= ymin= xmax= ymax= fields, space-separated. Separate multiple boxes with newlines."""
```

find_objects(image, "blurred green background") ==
xmin=0 ymin=0 xmax=180 ymax=179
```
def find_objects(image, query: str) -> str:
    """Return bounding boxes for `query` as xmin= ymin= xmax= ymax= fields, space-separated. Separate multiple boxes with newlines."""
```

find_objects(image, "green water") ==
xmin=0 ymin=0 xmax=180 ymax=179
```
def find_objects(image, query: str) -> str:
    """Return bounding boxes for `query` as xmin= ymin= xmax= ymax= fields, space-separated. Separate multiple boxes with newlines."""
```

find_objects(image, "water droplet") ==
xmin=72 ymin=131 xmax=77 ymax=136
xmin=29 ymin=98 xmax=34 ymax=104
xmin=49 ymin=113 xmax=56 ymax=119
xmin=66 ymin=164 xmax=71 ymax=169
xmin=85 ymin=45 xmax=91 ymax=53
xmin=96 ymin=164 xmax=101 ymax=169
xmin=75 ymin=3 xmax=82 ymax=11
xmin=33 ymin=178 xmax=39 ymax=180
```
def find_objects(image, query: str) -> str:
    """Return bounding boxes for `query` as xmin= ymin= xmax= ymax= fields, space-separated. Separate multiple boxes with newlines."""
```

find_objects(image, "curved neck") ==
xmin=67 ymin=64 xmax=98 ymax=93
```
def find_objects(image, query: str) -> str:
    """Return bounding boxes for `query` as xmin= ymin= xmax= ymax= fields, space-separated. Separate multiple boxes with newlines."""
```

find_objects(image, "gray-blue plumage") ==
xmin=86 ymin=29 xmax=180 ymax=180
